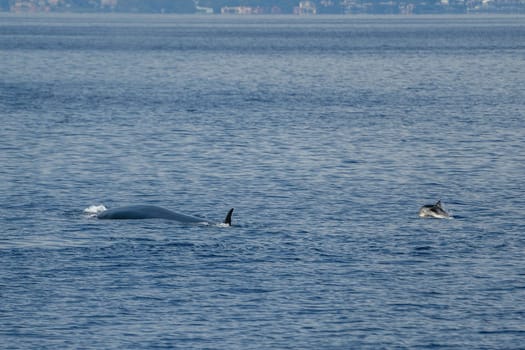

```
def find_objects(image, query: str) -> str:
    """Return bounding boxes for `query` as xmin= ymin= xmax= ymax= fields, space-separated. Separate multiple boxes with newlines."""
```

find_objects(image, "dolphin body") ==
xmin=418 ymin=200 xmax=450 ymax=219
xmin=97 ymin=205 xmax=234 ymax=226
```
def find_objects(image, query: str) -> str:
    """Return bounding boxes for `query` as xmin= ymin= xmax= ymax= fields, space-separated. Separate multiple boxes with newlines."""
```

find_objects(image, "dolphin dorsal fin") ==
xmin=224 ymin=208 xmax=234 ymax=226
xmin=435 ymin=200 xmax=443 ymax=208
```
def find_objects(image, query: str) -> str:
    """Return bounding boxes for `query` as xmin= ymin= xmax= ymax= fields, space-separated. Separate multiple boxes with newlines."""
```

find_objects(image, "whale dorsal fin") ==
xmin=224 ymin=208 xmax=234 ymax=226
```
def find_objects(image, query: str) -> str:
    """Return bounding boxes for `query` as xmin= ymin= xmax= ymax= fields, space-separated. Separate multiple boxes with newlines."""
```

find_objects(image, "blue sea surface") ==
xmin=1 ymin=14 xmax=525 ymax=349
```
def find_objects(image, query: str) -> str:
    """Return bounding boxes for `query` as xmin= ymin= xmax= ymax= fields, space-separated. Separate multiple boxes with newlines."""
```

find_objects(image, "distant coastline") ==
xmin=2 ymin=0 xmax=524 ymax=15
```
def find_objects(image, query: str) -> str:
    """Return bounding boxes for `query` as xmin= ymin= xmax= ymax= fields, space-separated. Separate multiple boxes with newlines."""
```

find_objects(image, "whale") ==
xmin=97 ymin=205 xmax=234 ymax=226
xmin=418 ymin=200 xmax=450 ymax=219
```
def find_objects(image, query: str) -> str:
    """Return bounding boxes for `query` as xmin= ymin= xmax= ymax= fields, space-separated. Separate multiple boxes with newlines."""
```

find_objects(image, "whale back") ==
xmin=97 ymin=205 xmax=234 ymax=225
xmin=97 ymin=205 xmax=205 ymax=223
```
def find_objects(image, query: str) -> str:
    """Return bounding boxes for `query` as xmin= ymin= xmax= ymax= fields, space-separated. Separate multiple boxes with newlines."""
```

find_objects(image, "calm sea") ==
xmin=1 ymin=13 xmax=524 ymax=349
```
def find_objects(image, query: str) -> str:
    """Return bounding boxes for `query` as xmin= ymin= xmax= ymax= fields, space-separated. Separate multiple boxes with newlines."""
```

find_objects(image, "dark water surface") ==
xmin=1 ymin=14 xmax=524 ymax=349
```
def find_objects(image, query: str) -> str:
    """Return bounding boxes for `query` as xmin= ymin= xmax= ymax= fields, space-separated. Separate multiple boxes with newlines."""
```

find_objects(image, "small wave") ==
xmin=83 ymin=204 xmax=107 ymax=217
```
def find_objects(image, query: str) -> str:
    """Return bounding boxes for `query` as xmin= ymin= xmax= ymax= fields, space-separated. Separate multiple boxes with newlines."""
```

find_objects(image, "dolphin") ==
xmin=97 ymin=205 xmax=234 ymax=226
xmin=418 ymin=200 xmax=450 ymax=219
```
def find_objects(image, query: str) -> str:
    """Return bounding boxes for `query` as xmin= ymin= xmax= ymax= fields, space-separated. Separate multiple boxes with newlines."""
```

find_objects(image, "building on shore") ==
xmin=221 ymin=6 xmax=264 ymax=15
xmin=294 ymin=1 xmax=317 ymax=14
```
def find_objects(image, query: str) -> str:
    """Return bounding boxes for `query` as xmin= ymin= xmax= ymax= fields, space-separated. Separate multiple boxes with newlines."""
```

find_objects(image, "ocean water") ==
xmin=1 ymin=14 xmax=524 ymax=349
